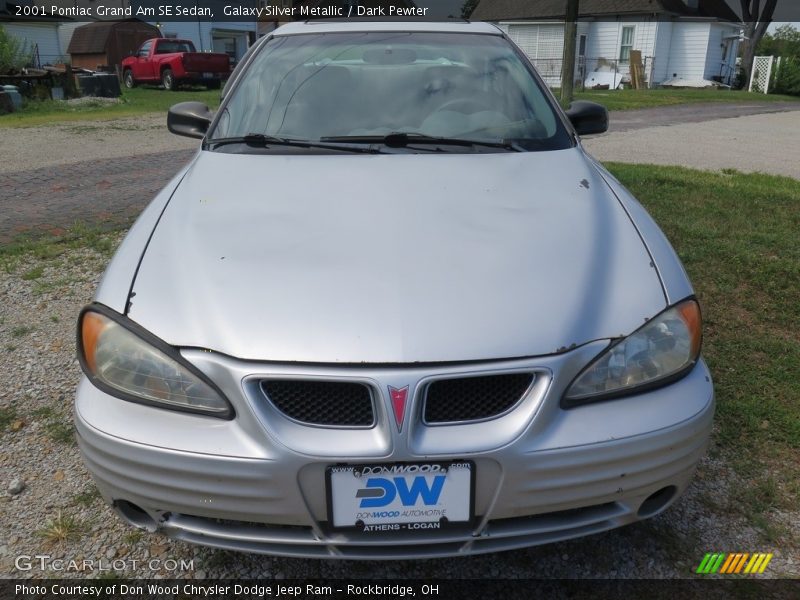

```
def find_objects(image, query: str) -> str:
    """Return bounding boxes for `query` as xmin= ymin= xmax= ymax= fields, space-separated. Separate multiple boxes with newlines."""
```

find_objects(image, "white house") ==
xmin=471 ymin=0 xmax=743 ymax=88
xmin=1 ymin=1 xmax=72 ymax=66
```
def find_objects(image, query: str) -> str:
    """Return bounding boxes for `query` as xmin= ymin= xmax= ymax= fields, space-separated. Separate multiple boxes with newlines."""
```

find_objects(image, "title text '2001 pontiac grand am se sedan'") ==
xmin=75 ymin=20 xmax=713 ymax=559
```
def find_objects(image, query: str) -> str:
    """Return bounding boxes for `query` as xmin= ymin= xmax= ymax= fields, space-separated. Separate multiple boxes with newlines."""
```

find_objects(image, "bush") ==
xmin=733 ymin=67 xmax=748 ymax=90
xmin=771 ymin=58 xmax=800 ymax=96
xmin=0 ymin=24 xmax=32 ymax=74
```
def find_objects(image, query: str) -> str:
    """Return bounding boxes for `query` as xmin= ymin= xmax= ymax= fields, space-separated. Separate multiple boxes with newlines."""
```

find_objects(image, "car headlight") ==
xmin=77 ymin=305 xmax=233 ymax=419
xmin=562 ymin=298 xmax=702 ymax=407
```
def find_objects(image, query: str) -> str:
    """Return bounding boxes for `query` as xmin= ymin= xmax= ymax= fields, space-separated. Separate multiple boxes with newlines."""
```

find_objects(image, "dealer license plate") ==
xmin=327 ymin=462 xmax=473 ymax=530
xmin=202 ymin=72 xmax=213 ymax=78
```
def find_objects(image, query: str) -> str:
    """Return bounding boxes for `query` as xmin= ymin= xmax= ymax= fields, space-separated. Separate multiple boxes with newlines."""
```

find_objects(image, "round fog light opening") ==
xmin=637 ymin=486 xmax=677 ymax=518
xmin=114 ymin=500 xmax=157 ymax=531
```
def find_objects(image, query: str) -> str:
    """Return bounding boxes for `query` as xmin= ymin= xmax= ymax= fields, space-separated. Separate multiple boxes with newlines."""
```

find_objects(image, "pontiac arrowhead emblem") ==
xmin=388 ymin=386 xmax=409 ymax=432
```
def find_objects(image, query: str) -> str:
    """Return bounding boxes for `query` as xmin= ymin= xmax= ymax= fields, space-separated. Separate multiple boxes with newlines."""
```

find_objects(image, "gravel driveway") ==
xmin=583 ymin=110 xmax=800 ymax=180
xmin=2 ymin=102 xmax=798 ymax=175
xmin=0 ymin=115 xmax=195 ymax=174
xmin=600 ymin=100 xmax=800 ymax=132
xmin=1 ymin=103 xmax=799 ymax=580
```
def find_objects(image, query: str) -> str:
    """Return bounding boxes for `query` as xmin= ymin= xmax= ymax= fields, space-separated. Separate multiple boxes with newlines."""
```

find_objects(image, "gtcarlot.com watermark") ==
xmin=15 ymin=554 xmax=194 ymax=573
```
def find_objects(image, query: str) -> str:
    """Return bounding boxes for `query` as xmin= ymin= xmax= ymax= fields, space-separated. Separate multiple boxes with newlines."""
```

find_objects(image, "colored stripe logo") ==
xmin=696 ymin=553 xmax=773 ymax=574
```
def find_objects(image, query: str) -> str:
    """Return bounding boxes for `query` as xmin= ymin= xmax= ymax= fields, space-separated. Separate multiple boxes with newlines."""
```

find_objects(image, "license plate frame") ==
xmin=326 ymin=461 xmax=475 ymax=531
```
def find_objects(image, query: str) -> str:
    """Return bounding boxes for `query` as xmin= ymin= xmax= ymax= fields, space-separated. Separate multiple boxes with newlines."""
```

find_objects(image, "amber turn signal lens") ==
xmin=677 ymin=299 xmax=702 ymax=358
xmin=81 ymin=311 xmax=109 ymax=373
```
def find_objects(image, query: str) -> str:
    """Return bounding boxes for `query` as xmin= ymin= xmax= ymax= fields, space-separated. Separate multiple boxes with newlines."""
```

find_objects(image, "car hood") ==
xmin=127 ymin=148 xmax=666 ymax=363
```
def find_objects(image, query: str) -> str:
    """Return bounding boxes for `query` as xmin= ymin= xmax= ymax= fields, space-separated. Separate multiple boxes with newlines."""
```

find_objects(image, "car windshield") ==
xmin=209 ymin=31 xmax=572 ymax=152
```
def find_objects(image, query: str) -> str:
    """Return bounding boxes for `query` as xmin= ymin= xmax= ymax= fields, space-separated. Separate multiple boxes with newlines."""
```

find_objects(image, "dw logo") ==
xmin=356 ymin=476 xmax=445 ymax=508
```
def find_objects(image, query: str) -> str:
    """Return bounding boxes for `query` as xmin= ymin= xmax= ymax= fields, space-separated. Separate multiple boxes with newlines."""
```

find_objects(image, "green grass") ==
xmin=32 ymin=406 xmax=55 ymax=419
xmin=36 ymin=510 xmax=84 ymax=545
xmin=606 ymin=163 xmax=800 ymax=528
xmin=45 ymin=420 xmax=76 ymax=444
xmin=73 ymin=486 xmax=102 ymax=507
xmin=10 ymin=325 xmax=33 ymax=338
xmin=32 ymin=405 xmax=76 ymax=444
xmin=123 ymin=530 xmax=144 ymax=544
xmin=21 ymin=265 xmax=44 ymax=280
xmin=573 ymin=88 xmax=800 ymax=111
xmin=0 ymin=222 xmax=121 ymax=273
xmin=0 ymin=404 xmax=18 ymax=430
xmin=0 ymin=87 xmax=222 ymax=128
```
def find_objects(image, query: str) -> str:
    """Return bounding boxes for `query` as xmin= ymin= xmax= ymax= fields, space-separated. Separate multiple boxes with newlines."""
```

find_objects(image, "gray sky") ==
xmin=426 ymin=0 xmax=467 ymax=19
xmin=768 ymin=22 xmax=799 ymax=33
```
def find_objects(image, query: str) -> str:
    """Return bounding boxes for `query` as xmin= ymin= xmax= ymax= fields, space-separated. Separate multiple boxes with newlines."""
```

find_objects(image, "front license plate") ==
xmin=202 ymin=72 xmax=212 ymax=78
xmin=327 ymin=462 xmax=473 ymax=530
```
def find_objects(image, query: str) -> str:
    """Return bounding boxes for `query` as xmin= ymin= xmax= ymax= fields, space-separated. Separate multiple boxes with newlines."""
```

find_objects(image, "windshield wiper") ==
xmin=320 ymin=132 xmax=526 ymax=152
xmin=207 ymin=133 xmax=381 ymax=153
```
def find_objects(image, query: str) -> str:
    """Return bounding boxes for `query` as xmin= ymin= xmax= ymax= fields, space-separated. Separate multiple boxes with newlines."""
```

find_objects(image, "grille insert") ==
xmin=261 ymin=380 xmax=374 ymax=427
xmin=424 ymin=373 xmax=534 ymax=424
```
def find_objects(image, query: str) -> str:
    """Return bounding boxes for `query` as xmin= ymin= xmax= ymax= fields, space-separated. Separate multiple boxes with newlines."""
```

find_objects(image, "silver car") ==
xmin=75 ymin=20 xmax=713 ymax=559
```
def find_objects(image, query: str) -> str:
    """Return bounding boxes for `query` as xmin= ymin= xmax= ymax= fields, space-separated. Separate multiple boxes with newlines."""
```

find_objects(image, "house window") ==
xmin=619 ymin=26 xmax=635 ymax=63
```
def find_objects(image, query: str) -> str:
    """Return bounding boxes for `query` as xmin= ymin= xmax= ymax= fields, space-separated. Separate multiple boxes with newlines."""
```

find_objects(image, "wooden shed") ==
xmin=68 ymin=19 xmax=160 ymax=72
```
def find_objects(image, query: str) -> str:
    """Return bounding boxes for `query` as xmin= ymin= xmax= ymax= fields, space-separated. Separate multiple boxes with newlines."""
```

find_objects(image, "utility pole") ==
xmin=561 ymin=0 xmax=580 ymax=104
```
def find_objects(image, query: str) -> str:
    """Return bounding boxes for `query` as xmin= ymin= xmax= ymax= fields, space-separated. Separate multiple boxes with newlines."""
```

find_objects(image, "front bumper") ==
xmin=75 ymin=345 xmax=714 ymax=559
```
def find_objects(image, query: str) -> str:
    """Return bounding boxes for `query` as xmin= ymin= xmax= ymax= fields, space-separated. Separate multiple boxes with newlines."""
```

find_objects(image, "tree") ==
xmin=561 ymin=0 xmax=580 ymax=103
xmin=772 ymin=58 xmax=800 ymax=96
xmin=757 ymin=24 xmax=800 ymax=59
xmin=0 ymin=24 xmax=31 ymax=74
xmin=739 ymin=0 xmax=779 ymax=87
xmin=461 ymin=0 xmax=479 ymax=19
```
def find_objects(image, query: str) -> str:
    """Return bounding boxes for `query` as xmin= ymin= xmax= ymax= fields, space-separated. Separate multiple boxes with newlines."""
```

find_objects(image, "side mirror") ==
xmin=565 ymin=101 xmax=608 ymax=136
xmin=167 ymin=102 xmax=213 ymax=139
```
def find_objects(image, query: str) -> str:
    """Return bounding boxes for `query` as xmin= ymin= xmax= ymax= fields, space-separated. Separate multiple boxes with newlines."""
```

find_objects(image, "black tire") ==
xmin=123 ymin=69 xmax=135 ymax=89
xmin=161 ymin=68 xmax=175 ymax=91
xmin=206 ymin=79 xmax=221 ymax=90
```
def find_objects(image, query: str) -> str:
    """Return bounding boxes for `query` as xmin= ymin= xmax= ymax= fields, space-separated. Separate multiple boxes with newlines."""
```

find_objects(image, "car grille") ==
xmin=260 ymin=380 xmax=375 ymax=427
xmin=424 ymin=373 xmax=534 ymax=424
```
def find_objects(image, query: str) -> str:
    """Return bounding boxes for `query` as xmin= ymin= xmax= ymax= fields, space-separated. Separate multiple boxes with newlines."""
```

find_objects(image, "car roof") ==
xmin=272 ymin=20 xmax=503 ymax=36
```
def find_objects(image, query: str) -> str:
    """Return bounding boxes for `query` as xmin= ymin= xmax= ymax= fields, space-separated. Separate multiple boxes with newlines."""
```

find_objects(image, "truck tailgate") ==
xmin=182 ymin=53 xmax=229 ymax=73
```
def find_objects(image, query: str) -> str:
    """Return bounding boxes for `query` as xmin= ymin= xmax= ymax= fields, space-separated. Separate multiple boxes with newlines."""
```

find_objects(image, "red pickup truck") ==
xmin=122 ymin=38 xmax=230 ymax=91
